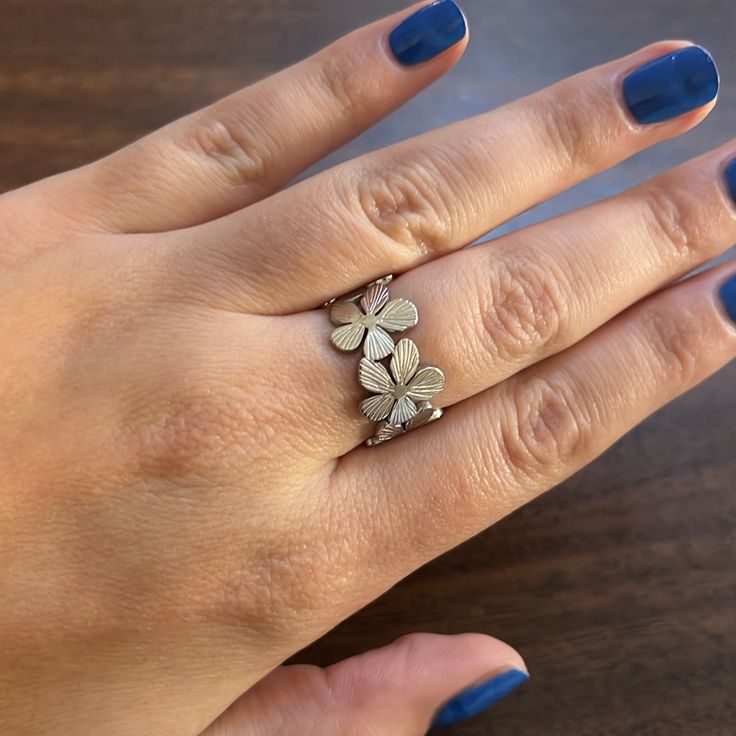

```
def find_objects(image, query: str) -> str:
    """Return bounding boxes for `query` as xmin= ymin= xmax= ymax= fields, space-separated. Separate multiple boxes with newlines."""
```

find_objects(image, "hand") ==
xmin=1 ymin=1 xmax=734 ymax=734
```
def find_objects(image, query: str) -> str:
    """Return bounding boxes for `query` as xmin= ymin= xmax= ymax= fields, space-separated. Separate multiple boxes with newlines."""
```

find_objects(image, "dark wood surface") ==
xmin=2 ymin=1 xmax=734 ymax=734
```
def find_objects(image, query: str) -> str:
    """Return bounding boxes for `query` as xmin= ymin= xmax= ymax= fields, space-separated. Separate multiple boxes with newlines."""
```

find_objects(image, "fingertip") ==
xmin=422 ymin=634 xmax=529 ymax=729
xmin=620 ymin=41 xmax=719 ymax=127
xmin=430 ymin=667 xmax=529 ymax=729
xmin=442 ymin=631 xmax=528 ymax=679
xmin=713 ymin=266 xmax=736 ymax=331
xmin=386 ymin=1 xmax=469 ymax=69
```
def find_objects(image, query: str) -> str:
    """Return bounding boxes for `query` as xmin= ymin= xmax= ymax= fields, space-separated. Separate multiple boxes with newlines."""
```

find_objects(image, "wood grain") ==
xmin=1 ymin=1 xmax=734 ymax=733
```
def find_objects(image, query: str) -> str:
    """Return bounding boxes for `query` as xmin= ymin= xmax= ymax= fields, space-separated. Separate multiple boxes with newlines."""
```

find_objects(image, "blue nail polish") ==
xmin=623 ymin=45 xmax=719 ymax=124
xmin=719 ymin=273 xmax=736 ymax=326
xmin=431 ymin=669 xmax=529 ymax=729
xmin=389 ymin=0 xmax=467 ymax=67
xmin=724 ymin=157 xmax=736 ymax=205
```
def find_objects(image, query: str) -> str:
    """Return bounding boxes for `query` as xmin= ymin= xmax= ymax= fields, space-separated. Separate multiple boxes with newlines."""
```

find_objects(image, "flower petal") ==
xmin=390 ymin=338 xmax=420 ymax=385
xmin=330 ymin=321 xmax=365 ymax=352
xmin=364 ymin=326 xmax=395 ymax=360
xmin=377 ymin=298 xmax=418 ymax=332
xmin=329 ymin=300 xmax=362 ymax=325
xmin=367 ymin=421 xmax=405 ymax=446
xmin=405 ymin=405 xmax=443 ymax=431
xmin=407 ymin=366 xmax=445 ymax=401
xmin=389 ymin=395 xmax=417 ymax=424
xmin=360 ymin=393 xmax=394 ymax=421
xmin=358 ymin=357 xmax=393 ymax=394
xmin=360 ymin=282 xmax=390 ymax=315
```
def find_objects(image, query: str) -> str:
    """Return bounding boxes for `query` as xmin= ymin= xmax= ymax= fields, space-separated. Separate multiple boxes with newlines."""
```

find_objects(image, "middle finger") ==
xmin=182 ymin=41 xmax=719 ymax=313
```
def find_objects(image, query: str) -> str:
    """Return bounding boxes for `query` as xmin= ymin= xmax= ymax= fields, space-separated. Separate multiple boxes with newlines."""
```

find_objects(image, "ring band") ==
xmin=326 ymin=275 xmax=444 ymax=446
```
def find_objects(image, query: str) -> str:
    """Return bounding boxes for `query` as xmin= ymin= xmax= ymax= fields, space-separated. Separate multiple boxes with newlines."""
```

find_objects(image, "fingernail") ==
xmin=723 ymin=157 xmax=736 ymax=205
xmin=389 ymin=0 xmax=467 ymax=67
xmin=623 ymin=45 xmax=719 ymax=124
xmin=431 ymin=668 xmax=529 ymax=729
xmin=718 ymin=273 xmax=736 ymax=326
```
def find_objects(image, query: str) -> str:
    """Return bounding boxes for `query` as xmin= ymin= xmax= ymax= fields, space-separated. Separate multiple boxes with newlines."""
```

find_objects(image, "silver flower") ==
xmin=366 ymin=421 xmax=406 ymax=446
xmin=330 ymin=281 xmax=418 ymax=360
xmin=366 ymin=402 xmax=444 ymax=446
xmin=358 ymin=338 xmax=444 ymax=425
xmin=405 ymin=403 xmax=444 ymax=431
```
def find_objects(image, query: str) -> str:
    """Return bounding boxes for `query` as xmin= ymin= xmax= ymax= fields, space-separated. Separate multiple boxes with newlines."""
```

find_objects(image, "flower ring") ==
xmin=326 ymin=275 xmax=445 ymax=446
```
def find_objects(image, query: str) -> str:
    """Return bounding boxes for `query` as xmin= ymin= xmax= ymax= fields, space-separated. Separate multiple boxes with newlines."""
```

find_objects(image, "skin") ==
xmin=1 ymin=3 xmax=735 ymax=734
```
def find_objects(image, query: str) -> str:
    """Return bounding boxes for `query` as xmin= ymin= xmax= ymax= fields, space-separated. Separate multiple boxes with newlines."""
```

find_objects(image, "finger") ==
xmin=200 ymin=633 xmax=528 ymax=736
xmin=286 ymin=143 xmax=736 ymax=455
xmin=36 ymin=1 xmax=468 ymax=233
xmin=332 ymin=265 xmax=736 ymax=578
xmin=187 ymin=41 xmax=719 ymax=313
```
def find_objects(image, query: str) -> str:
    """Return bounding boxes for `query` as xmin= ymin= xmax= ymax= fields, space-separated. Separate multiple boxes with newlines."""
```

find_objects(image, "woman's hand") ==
xmin=1 ymin=2 xmax=734 ymax=734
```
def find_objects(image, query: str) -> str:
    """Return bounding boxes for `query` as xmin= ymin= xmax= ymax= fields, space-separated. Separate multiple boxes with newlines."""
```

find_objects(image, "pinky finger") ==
xmin=335 ymin=264 xmax=736 ymax=571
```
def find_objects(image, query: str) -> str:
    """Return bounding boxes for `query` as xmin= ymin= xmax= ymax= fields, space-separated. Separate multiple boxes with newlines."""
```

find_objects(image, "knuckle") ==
xmin=223 ymin=544 xmax=322 ymax=630
xmin=125 ymin=384 xmax=259 ymax=476
xmin=120 ymin=350 xmax=282 ymax=476
xmin=188 ymin=115 xmax=270 ymax=186
xmin=639 ymin=184 xmax=695 ymax=261
xmin=352 ymin=160 xmax=454 ymax=257
xmin=121 ymin=331 xmax=325 ymax=477
xmin=532 ymin=91 xmax=599 ymax=173
xmin=219 ymin=530 xmax=352 ymax=639
xmin=642 ymin=308 xmax=701 ymax=386
xmin=385 ymin=632 xmax=436 ymax=674
xmin=478 ymin=255 xmax=569 ymax=363
xmin=498 ymin=376 xmax=594 ymax=477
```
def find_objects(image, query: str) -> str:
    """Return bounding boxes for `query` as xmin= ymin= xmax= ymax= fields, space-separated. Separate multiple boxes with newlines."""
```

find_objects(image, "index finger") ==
xmin=20 ymin=1 xmax=468 ymax=234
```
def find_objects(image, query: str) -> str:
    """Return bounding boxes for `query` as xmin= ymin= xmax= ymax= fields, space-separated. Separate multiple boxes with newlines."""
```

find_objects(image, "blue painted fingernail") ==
xmin=623 ymin=45 xmax=719 ymax=124
xmin=724 ymin=157 xmax=736 ymax=205
xmin=719 ymin=273 xmax=736 ymax=326
xmin=389 ymin=0 xmax=467 ymax=67
xmin=431 ymin=668 xmax=529 ymax=729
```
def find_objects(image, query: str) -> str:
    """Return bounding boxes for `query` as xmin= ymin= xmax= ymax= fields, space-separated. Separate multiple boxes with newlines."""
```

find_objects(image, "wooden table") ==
xmin=2 ymin=1 xmax=734 ymax=733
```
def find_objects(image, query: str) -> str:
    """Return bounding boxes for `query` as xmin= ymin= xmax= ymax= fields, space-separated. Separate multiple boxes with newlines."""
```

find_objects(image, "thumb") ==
xmin=202 ymin=632 xmax=529 ymax=736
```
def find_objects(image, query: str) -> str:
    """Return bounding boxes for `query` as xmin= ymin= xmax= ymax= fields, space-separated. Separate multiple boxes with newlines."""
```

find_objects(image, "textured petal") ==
xmin=358 ymin=357 xmax=393 ymax=394
xmin=390 ymin=338 xmax=420 ymax=385
xmin=360 ymin=393 xmax=394 ymax=421
xmin=360 ymin=282 xmax=390 ymax=315
xmin=329 ymin=300 xmax=362 ymax=325
xmin=389 ymin=395 xmax=418 ymax=424
xmin=367 ymin=421 xmax=405 ymax=446
xmin=407 ymin=366 xmax=445 ymax=401
xmin=364 ymin=326 xmax=395 ymax=360
xmin=405 ymin=406 xmax=443 ymax=431
xmin=377 ymin=298 xmax=418 ymax=332
xmin=330 ymin=322 xmax=365 ymax=352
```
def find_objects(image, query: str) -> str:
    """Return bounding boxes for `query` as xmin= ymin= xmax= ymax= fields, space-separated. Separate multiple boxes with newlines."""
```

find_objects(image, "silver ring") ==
xmin=326 ymin=275 xmax=444 ymax=446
